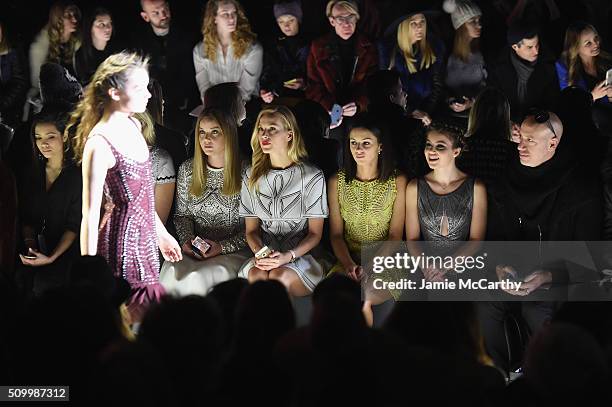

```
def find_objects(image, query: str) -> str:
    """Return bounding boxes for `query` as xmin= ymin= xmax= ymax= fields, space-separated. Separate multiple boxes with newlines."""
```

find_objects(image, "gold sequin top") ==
xmin=337 ymin=170 xmax=397 ymax=255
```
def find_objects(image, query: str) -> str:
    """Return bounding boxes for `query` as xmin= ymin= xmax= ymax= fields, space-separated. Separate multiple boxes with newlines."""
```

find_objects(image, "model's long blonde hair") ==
xmin=191 ymin=108 xmax=242 ymax=196
xmin=392 ymin=15 xmax=436 ymax=74
xmin=248 ymin=106 xmax=307 ymax=191
xmin=66 ymin=52 xmax=149 ymax=164
xmin=47 ymin=1 xmax=81 ymax=66
xmin=561 ymin=22 xmax=612 ymax=86
xmin=201 ymin=0 xmax=256 ymax=62
xmin=132 ymin=111 xmax=156 ymax=147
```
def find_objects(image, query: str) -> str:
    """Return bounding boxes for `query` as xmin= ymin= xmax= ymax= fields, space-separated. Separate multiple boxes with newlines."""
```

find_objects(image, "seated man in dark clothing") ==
xmin=306 ymin=0 xmax=378 ymax=121
xmin=366 ymin=69 xmax=422 ymax=178
xmin=488 ymin=23 xmax=560 ymax=123
xmin=259 ymin=0 xmax=310 ymax=104
xmin=480 ymin=111 xmax=603 ymax=375
xmin=132 ymin=0 xmax=197 ymax=133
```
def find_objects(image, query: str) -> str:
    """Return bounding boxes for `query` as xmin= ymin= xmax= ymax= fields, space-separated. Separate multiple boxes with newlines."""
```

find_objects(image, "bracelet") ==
xmin=289 ymin=249 xmax=297 ymax=262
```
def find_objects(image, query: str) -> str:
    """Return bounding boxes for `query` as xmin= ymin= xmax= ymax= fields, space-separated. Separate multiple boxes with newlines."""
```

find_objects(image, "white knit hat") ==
xmin=443 ymin=0 xmax=482 ymax=30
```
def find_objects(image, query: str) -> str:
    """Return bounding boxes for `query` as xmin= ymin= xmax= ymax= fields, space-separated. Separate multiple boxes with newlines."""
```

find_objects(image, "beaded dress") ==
xmin=160 ymin=160 xmax=248 ymax=296
xmin=417 ymin=177 xmax=474 ymax=251
xmin=329 ymin=170 xmax=397 ymax=274
xmin=96 ymin=135 xmax=165 ymax=321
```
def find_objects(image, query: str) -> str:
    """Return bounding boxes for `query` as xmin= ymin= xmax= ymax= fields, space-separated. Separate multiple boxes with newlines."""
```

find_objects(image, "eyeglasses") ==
xmin=332 ymin=14 xmax=357 ymax=25
xmin=531 ymin=110 xmax=558 ymax=139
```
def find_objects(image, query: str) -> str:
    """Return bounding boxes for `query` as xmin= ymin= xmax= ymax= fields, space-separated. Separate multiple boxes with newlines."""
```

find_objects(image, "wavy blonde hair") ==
xmin=67 ymin=52 xmax=149 ymax=164
xmin=392 ymin=15 xmax=436 ymax=74
xmin=201 ymin=0 xmax=256 ymax=62
xmin=191 ymin=108 xmax=242 ymax=197
xmin=47 ymin=1 xmax=81 ymax=66
xmin=248 ymin=105 xmax=307 ymax=191
xmin=561 ymin=22 xmax=612 ymax=87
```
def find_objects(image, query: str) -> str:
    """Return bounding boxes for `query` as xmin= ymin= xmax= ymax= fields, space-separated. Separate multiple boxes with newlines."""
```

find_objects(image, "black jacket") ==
xmin=260 ymin=34 xmax=309 ymax=99
xmin=0 ymin=45 xmax=28 ymax=127
xmin=487 ymin=152 xmax=603 ymax=283
xmin=131 ymin=24 xmax=196 ymax=109
xmin=488 ymin=47 xmax=560 ymax=122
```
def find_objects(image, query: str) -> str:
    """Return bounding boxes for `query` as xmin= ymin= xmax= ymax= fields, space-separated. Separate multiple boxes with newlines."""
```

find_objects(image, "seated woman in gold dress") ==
xmin=327 ymin=113 xmax=407 ymax=324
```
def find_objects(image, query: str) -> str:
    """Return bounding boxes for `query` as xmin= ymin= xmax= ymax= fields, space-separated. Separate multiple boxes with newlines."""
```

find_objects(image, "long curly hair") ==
xmin=248 ymin=105 xmax=307 ymax=191
xmin=561 ymin=21 xmax=612 ymax=87
xmin=201 ymin=0 xmax=256 ymax=62
xmin=66 ymin=52 xmax=149 ymax=164
xmin=47 ymin=1 xmax=81 ymax=66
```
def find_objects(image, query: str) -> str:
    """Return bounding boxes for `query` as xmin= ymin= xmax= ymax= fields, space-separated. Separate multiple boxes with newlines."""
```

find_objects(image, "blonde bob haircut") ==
xmin=248 ymin=105 xmax=308 ymax=191
xmin=326 ymin=0 xmax=360 ymax=19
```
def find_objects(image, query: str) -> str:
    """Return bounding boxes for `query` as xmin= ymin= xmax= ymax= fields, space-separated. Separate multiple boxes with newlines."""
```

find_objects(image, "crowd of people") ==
xmin=2 ymin=0 xmax=612 ymax=404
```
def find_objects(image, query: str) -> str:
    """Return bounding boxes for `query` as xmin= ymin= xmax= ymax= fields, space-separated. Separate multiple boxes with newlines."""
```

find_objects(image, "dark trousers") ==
xmin=478 ymin=301 xmax=556 ymax=374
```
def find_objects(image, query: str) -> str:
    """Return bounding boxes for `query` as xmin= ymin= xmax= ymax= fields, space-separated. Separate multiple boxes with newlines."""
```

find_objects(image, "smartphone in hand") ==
xmin=191 ymin=236 xmax=211 ymax=257
xmin=606 ymin=68 xmax=612 ymax=86
xmin=255 ymin=245 xmax=272 ymax=260
xmin=330 ymin=104 xmax=343 ymax=127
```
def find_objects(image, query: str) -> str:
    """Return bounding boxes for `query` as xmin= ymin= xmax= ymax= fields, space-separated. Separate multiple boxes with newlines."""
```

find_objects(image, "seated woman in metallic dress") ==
xmin=160 ymin=108 xmax=249 ymax=296
xmin=405 ymin=121 xmax=487 ymax=282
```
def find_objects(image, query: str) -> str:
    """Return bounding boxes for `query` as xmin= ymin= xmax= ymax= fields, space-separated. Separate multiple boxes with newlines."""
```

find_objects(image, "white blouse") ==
xmin=193 ymin=40 xmax=263 ymax=103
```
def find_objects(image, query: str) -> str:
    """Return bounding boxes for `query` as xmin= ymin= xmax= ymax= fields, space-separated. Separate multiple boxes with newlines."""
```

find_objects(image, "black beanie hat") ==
xmin=39 ymin=63 xmax=83 ymax=105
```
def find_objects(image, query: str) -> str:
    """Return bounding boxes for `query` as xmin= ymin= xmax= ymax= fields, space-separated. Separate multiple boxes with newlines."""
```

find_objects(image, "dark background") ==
xmin=2 ymin=0 xmax=338 ymax=49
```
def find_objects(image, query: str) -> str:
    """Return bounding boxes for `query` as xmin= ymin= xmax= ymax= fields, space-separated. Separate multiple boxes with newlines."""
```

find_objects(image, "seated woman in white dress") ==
xmin=160 ymin=108 xmax=249 ymax=296
xmin=239 ymin=105 xmax=328 ymax=296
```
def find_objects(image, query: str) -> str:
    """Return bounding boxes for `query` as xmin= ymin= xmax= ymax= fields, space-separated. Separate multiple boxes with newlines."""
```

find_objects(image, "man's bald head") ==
xmin=518 ymin=112 xmax=564 ymax=167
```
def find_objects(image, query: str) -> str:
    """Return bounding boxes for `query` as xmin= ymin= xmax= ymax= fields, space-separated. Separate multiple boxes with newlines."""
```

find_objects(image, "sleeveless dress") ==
xmin=329 ymin=170 xmax=397 ymax=274
xmin=96 ymin=135 xmax=165 ymax=322
xmin=417 ymin=177 xmax=474 ymax=253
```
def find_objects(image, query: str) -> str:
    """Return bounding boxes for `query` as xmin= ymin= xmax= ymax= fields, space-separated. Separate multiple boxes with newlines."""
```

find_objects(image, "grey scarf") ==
xmin=510 ymin=51 xmax=536 ymax=106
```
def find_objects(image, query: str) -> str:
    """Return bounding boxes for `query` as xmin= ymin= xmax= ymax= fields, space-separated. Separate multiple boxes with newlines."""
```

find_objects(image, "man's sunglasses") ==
xmin=531 ymin=110 xmax=557 ymax=139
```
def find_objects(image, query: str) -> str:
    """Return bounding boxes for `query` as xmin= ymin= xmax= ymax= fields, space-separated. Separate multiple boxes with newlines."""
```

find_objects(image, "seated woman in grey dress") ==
xmin=239 ymin=105 xmax=328 ymax=296
xmin=160 ymin=108 xmax=248 ymax=296
xmin=405 ymin=121 xmax=487 ymax=281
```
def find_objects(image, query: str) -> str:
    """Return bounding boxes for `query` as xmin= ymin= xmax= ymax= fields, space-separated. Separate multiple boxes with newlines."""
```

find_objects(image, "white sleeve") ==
xmin=193 ymin=42 xmax=210 ymax=104
xmin=238 ymin=42 xmax=264 ymax=101
xmin=29 ymin=29 xmax=50 ymax=91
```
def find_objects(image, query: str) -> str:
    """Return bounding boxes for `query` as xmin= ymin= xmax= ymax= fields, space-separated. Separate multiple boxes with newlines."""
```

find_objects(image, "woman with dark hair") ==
xmin=556 ymin=21 xmax=612 ymax=136
xmin=75 ymin=7 xmax=117 ymax=85
xmin=328 ymin=113 xmax=405 ymax=325
xmin=0 ymin=19 xmax=28 ymax=128
xmin=405 ymin=121 xmax=486 ymax=280
xmin=457 ymin=87 xmax=514 ymax=185
xmin=327 ymin=113 xmax=406 ymax=280
xmin=17 ymin=105 xmax=82 ymax=296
